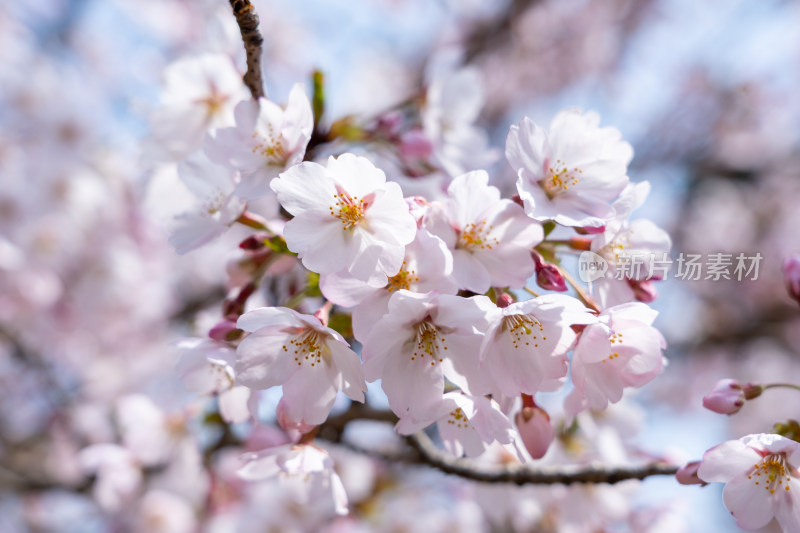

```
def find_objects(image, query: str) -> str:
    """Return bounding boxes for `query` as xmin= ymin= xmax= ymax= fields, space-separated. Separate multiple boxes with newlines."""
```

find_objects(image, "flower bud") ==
xmin=399 ymin=130 xmax=433 ymax=160
xmin=702 ymin=379 xmax=763 ymax=415
xmin=675 ymin=460 xmax=706 ymax=486
xmin=209 ymin=319 xmax=242 ymax=342
xmin=627 ymin=278 xmax=658 ymax=303
xmin=783 ymin=254 xmax=800 ymax=307
xmin=276 ymin=398 xmax=316 ymax=436
xmin=515 ymin=405 xmax=554 ymax=460
xmin=532 ymin=251 xmax=567 ymax=292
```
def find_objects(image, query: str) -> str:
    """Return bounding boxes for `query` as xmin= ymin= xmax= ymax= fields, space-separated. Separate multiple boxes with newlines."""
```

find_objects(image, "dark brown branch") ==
xmin=229 ymin=0 xmax=265 ymax=99
xmin=318 ymin=403 xmax=678 ymax=485
xmin=406 ymin=432 xmax=678 ymax=485
xmin=462 ymin=0 xmax=541 ymax=65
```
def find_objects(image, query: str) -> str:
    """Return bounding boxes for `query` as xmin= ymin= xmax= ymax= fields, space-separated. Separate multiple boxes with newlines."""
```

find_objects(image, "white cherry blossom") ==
xmin=506 ymin=109 xmax=632 ymax=228
xmin=206 ymin=83 xmax=313 ymax=200
xmin=480 ymin=294 xmax=596 ymax=397
xmin=270 ymin=153 xmax=417 ymax=283
xmin=698 ymin=434 xmax=800 ymax=531
xmin=361 ymin=290 xmax=493 ymax=420
xmin=234 ymin=306 xmax=366 ymax=426
xmin=424 ymin=170 xmax=543 ymax=293
xmin=565 ymin=302 xmax=666 ymax=417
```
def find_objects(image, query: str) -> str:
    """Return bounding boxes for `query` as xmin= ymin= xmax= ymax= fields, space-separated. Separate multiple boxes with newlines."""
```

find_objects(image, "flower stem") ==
xmin=763 ymin=383 xmax=800 ymax=393
xmin=558 ymin=266 xmax=601 ymax=313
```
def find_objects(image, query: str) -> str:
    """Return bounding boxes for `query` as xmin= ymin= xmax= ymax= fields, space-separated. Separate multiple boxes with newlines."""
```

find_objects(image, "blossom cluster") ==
xmin=158 ymin=38 xmax=675 ymax=522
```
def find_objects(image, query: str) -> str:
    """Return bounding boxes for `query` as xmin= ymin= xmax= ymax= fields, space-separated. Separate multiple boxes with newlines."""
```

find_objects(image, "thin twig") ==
xmin=229 ymin=0 xmax=265 ymax=99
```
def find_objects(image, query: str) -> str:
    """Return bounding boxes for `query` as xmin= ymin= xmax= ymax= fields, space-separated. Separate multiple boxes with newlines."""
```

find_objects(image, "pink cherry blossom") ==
xmin=239 ymin=443 xmax=349 ymax=516
xmin=319 ymin=228 xmax=458 ymax=342
xmin=206 ymin=83 xmax=313 ymax=200
xmin=424 ymin=170 xmax=543 ymax=293
xmin=145 ymin=53 xmax=249 ymax=161
xmin=361 ymin=290 xmax=493 ymax=420
xmin=395 ymin=391 xmax=514 ymax=458
xmin=506 ymin=109 xmax=632 ymax=228
xmin=565 ymin=302 xmax=666 ymax=417
xmin=697 ymin=433 xmax=800 ymax=531
xmin=421 ymin=65 xmax=498 ymax=176
xmin=175 ymin=338 xmax=254 ymax=424
xmin=168 ymin=151 xmax=246 ymax=255
xmin=270 ymin=153 xmax=417 ymax=283
xmin=234 ymin=306 xmax=366 ymax=426
xmin=480 ymin=294 xmax=596 ymax=397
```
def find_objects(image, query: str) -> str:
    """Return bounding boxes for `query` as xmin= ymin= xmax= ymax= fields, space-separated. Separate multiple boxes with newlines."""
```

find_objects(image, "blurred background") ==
xmin=2 ymin=0 xmax=800 ymax=531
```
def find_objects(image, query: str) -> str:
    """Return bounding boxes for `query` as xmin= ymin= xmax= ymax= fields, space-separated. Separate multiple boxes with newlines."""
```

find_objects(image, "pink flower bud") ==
xmin=399 ymin=129 xmax=434 ymax=160
xmin=496 ymin=293 xmax=515 ymax=308
xmin=574 ymin=225 xmax=606 ymax=235
xmin=209 ymin=319 xmax=242 ymax=342
xmin=702 ymin=379 xmax=746 ymax=415
xmin=627 ymin=279 xmax=658 ymax=303
xmin=532 ymin=251 xmax=567 ymax=292
xmin=675 ymin=460 xmax=706 ymax=486
xmin=783 ymin=254 xmax=800 ymax=307
xmin=515 ymin=406 xmax=554 ymax=460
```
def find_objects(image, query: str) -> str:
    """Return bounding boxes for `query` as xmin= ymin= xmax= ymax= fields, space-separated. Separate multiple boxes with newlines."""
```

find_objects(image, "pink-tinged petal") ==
xmin=505 ymin=118 xmax=548 ymax=178
xmin=319 ymin=272 xmax=379 ymax=308
xmin=236 ymin=306 xmax=301 ymax=332
xmin=281 ymin=365 xmax=339 ymax=425
xmin=440 ymin=417 xmax=485 ymax=458
xmin=776 ymin=478 xmax=800 ymax=532
xmin=722 ymin=474 xmax=775 ymax=530
xmin=235 ymin=332 xmax=297 ymax=389
xmin=366 ymin=182 xmax=417 ymax=245
xmin=395 ymin=415 xmax=436 ymax=436
xmin=219 ymin=386 xmax=252 ymax=424
xmin=326 ymin=340 xmax=366 ymax=402
xmin=698 ymin=440 xmax=761 ymax=483
xmin=326 ymin=153 xmax=386 ymax=196
xmin=381 ymin=342 xmax=444 ymax=419
xmin=280 ymin=83 xmax=313 ymax=148
xmin=282 ymin=215 xmax=353 ymax=274
xmin=452 ymin=249 xmax=491 ymax=293
xmin=270 ymin=161 xmax=338 ymax=216
xmin=351 ymin=291 xmax=392 ymax=343
xmin=446 ymin=171 xmax=499 ymax=227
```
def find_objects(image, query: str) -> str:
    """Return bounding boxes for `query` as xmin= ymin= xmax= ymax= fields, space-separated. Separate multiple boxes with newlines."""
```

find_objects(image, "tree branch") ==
xmin=318 ymin=402 xmax=678 ymax=486
xmin=229 ymin=0 xmax=265 ymax=99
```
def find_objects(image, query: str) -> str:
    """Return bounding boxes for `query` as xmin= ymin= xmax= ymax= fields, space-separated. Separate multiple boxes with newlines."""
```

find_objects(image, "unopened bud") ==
xmin=702 ymin=379 xmax=762 ymax=415
xmin=399 ymin=130 xmax=433 ymax=160
xmin=783 ymin=255 xmax=800 ymax=308
xmin=209 ymin=319 xmax=242 ymax=342
xmin=574 ymin=225 xmax=606 ymax=235
xmin=496 ymin=293 xmax=515 ymax=308
xmin=676 ymin=460 xmax=706 ymax=486
xmin=515 ymin=404 xmax=554 ymax=460
xmin=627 ymin=278 xmax=658 ymax=303
xmin=532 ymin=251 xmax=567 ymax=292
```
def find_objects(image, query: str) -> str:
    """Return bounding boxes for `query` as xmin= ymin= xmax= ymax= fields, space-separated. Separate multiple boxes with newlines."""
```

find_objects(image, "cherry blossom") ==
xmin=145 ymin=53 xmax=249 ymax=161
xmin=167 ymin=151 xmax=245 ymax=255
xmin=319 ymin=228 xmax=458 ymax=342
xmin=424 ymin=170 xmax=543 ymax=293
xmin=395 ymin=391 xmax=515 ymax=458
xmin=270 ymin=153 xmax=417 ymax=283
xmin=565 ymin=302 xmax=666 ymax=417
xmin=234 ymin=306 xmax=366 ymax=426
xmin=506 ymin=109 xmax=632 ymax=228
xmin=479 ymin=294 xmax=596 ymax=397
xmin=697 ymin=433 xmax=800 ymax=531
xmin=174 ymin=338 xmax=253 ymax=424
xmin=361 ymin=290 xmax=493 ymax=420
xmin=206 ymin=83 xmax=313 ymax=200
xmin=238 ymin=443 xmax=349 ymax=516
xmin=421 ymin=64 xmax=498 ymax=176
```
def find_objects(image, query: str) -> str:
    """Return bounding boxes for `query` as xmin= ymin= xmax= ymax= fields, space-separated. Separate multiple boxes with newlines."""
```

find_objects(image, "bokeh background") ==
xmin=2 ymin=0 xmax=800 ymax=531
